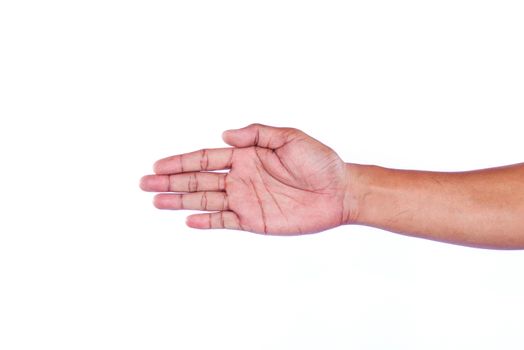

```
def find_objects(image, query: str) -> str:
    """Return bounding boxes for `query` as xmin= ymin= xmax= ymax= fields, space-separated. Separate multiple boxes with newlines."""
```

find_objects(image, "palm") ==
xmin=227 ymin=139 xmax=348 ymax=234
xmin=141 ymin=124 xmax=350 ymax=235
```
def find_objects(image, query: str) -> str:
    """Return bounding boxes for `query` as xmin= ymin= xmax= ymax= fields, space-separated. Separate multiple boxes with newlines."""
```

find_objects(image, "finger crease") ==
xmin=193 ymin=173 xmax=199 ymax=192
xmin=201 ymin=149 xmax=209 ymax=171
xmin=227 ymin=148 xmax=235 ymax=169
xmin=221 ymin=174 xmax=227 ymax=192
xmin=222 ymin=195 xmax=228 ymax=211
xmin=167 ymin=175 xmax=172 ymax=192
xmin=201 ymin=192 xmax=208 ymax=210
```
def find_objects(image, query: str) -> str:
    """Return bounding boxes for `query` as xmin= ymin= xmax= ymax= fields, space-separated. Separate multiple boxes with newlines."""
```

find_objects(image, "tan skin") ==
xmin=140 ymin=123 xmax=524 ymax=250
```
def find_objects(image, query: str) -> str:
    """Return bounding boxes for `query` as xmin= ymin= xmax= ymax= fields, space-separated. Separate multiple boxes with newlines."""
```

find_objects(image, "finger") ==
xmin=154 ymin=192 xmax=229 ymax=211
xmin=186 ymin=211 xmax=242 ymax=230
xmin=140 ymin=173 xmax=227 ymax=192
xmin=222 ymin=123 xmax=299 ymax=149
xmin=153 ymin=148 xmax=235 ymax=175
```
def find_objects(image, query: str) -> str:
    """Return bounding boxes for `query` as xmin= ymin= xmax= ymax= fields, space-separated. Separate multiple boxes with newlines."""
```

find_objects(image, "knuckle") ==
xmin=285 ymin=127 xmax=301 ymax=135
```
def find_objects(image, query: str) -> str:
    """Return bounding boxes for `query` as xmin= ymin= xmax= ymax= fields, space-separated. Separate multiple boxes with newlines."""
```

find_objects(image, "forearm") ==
xmin=345 ymin=163 xmax=524 ymax=249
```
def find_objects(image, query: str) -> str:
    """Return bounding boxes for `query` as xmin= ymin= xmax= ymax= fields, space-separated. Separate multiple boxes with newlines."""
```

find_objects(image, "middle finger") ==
xmin=140 ymin=172 xmax=227 ymax=193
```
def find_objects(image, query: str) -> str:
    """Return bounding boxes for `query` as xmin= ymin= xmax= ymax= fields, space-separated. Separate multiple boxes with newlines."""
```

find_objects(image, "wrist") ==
xmin=342 ymin=163 xmax=367 ymax=225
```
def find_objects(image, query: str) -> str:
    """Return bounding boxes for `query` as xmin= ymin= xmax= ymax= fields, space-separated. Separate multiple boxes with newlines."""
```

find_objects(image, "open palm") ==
xmin=140 ymin=124 xmax=351 ymax=235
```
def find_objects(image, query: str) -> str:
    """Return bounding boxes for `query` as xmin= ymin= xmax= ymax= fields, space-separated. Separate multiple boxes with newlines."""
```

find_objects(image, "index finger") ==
xmin=154 ymin=148 xmax=235 ymax=175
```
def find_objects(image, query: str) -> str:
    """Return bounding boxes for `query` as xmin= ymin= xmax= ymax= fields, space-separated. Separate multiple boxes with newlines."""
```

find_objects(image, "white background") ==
xmin=1 ymin=1 xmax=523 ymax=349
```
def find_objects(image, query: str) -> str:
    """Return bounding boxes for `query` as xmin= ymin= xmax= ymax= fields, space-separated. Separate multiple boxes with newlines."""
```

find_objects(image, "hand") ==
xmin=140 ymin=124 xmax=352 ymax=235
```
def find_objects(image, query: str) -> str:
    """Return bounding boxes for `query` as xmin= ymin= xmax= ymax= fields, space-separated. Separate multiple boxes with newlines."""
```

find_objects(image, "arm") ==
xmin=140 ymin=123 xmax=524 ymax=250
xmin=345 ymin=163 xmax=524 ymax=249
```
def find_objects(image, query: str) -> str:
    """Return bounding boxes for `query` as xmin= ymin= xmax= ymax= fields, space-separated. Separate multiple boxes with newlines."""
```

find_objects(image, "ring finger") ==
xmin=154 ymin=192 xmax=229 ymax=211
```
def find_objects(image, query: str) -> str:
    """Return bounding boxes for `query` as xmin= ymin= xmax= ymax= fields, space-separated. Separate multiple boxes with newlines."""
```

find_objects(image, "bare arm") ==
xmin=140 ymin=124 xmax=524 ymax=250
xmin=345 ymin=163 xmax=524 ymax=249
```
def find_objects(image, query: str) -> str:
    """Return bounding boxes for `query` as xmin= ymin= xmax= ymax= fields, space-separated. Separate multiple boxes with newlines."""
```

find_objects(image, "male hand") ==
xmin=140 ymin=124 xmax=351 ymax=235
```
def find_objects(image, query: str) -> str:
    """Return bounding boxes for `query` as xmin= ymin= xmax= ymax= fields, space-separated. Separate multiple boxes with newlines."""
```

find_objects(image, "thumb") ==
xmin=222 ymin=123 xmax=297 ymax=149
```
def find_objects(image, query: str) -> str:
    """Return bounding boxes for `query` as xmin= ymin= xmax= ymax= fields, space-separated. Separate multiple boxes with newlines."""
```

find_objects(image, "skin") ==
xmin=140 ymin=123 xmax=524 ymax=250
